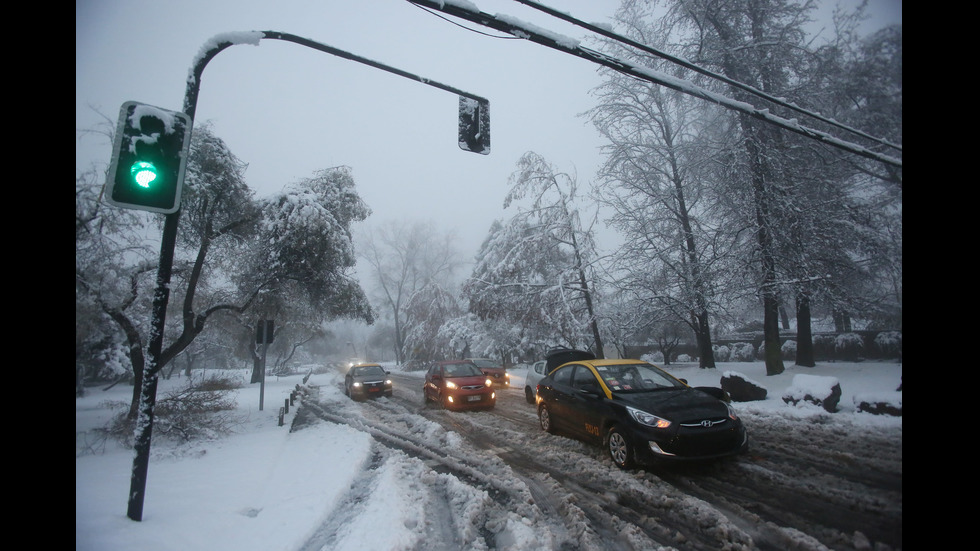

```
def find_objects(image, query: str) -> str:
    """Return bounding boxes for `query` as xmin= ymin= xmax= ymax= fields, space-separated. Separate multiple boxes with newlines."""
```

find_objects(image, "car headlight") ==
xmin=627 ymin=406 xmax=671 ymax=429
xmin=485 ymin=378 xmax=493 ymax=387
xmin=445 ymin=381 xmax=458 ymax=389
xmin=726 ymin=403 xmax=739 ymax=421
xmin=385 ymin=379 xmax=393 ymax=386
xmin=352 ymin=382 xmax=362 ymax=388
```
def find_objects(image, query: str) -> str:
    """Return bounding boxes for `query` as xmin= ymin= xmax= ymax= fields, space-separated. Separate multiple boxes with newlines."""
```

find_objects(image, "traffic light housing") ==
xmin=458 ymin=96 xmax=490 ymax=155
xmin=105 ymin=101 xmax=192 ymax=214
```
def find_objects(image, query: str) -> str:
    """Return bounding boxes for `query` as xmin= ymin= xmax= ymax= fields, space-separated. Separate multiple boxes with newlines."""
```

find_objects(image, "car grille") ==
xmin=362 ymin=380 xmax=385 ymax=390
xmin=679 ymin=417 xmax=729 ymax=428
xmin=664 ymin=423 xmax=742 ymax=456
xmin=460 ymin=385 xmax=485 ymax=390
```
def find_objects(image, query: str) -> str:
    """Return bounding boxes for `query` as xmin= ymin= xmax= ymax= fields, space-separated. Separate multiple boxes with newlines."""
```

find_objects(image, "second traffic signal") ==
xmin=105 ymin=101 xmax=192 ymax=214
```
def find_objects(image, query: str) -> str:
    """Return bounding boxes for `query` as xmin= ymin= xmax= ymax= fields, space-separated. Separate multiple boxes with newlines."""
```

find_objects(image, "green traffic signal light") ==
xmin=131 ymin=161 xmax=160 ymax=188
xmin=105 ymin=101 xmax=192 ymax=214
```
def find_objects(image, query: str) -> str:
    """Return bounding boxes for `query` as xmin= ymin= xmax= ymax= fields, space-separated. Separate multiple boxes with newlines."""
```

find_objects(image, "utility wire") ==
xmin=405 ymin=0 xmax=901 ymax=169
xmin=510 ymin=0 xmax=901 ymax=153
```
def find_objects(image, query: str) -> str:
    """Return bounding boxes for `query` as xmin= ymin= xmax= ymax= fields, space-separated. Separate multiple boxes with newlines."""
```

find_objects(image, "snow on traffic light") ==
xmin=105 ymin=101 xmax=192 ymax=214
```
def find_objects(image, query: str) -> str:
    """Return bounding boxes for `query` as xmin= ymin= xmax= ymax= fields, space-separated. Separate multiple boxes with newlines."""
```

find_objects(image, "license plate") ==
xmin=467 ymin=395 xmax=482 ymax=402
xmin=369 ymin=387 xmax=380 ymax=392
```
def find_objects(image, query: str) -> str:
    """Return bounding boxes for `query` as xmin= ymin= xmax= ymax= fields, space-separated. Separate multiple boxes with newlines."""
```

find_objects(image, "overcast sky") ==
xmin=76 ymin=0 xmax=901 ymax=264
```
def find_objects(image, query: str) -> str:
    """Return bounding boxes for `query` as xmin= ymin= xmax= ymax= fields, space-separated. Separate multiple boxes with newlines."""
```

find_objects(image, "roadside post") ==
xmin=256 ymin=319 xmax=275 ymax=410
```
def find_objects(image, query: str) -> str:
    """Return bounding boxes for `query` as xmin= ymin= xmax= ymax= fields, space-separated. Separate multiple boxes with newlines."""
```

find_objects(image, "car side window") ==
xmin=551 ymin=365 xmax=573 ymax=386
xmin=571 ymin=366 xmax=598 ymax=390
xmin=535 ymin=361 xmax=545 ymax=375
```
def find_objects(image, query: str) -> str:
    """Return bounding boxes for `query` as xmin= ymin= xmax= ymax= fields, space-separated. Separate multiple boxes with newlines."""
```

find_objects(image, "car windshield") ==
xmin=353 ymin=366 xmax=386 ymax=378
xmin=443 ymin=363 xmax=483 ymax=377
xmin=469 ymin=359 xmax=500 ymax=369
xmin=594 ymin=363 xmax=684 ymax=393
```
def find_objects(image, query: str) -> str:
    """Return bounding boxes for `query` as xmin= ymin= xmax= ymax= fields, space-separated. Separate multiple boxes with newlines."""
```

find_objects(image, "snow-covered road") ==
xmin=293 ymin=369 xmax=902 ymax=551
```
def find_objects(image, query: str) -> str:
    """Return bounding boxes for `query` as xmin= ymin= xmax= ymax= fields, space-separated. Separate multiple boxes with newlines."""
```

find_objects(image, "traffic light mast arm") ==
xmin=182 ymin=30 xmax=488 ymax=122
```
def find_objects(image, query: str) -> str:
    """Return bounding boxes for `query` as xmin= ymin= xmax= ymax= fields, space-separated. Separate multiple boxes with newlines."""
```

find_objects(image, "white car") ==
xmin=523 ymin=360 xmax=549 ymax=403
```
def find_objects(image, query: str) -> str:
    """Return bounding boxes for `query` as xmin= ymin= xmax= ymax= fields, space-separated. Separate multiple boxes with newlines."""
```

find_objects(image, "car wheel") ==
xmin=525 ymin=387 xmax=535 ymax=404
xmin=607 ymin=426 xmax=635 ymax=469
xmin=538 ymin=404 xmax=555 ymax=433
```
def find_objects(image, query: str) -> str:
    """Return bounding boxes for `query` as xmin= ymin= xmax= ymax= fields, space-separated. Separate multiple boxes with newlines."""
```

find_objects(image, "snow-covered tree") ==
xmin=76 ymin=123 xmax=373 ymax=414
xmin=402 ymin=281 xmax=465 ymax=362
xmin=465 ymin=152 xmax=604 ymax=357
xmin=589 ymin=3 xmax=733 ymax=367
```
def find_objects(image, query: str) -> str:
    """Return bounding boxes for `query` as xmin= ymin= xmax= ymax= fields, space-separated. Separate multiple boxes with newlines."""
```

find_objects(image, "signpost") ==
xmin=256 ymin=320 xmax=274 ymax=410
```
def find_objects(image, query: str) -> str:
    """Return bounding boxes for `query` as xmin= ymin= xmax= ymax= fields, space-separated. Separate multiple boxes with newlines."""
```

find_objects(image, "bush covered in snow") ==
xmin=731 ymin=342 xmax=756 ymax=362
xmin=780 ymin=339 xmax=797 ymax=360
xmin=813 ymin=334 xmax=836 ymax=359
xmin=874 ymin=331 xmax=902 ymax=357
xmin=758 ymin=339 xmax=797 ymax=361
xmin=835 ymin=333 xmax=864 ymax=361
xmin=640 ymin=351 xmax=665 ymax=363
xmin=712 ymin=345 xmax=731 ymax=362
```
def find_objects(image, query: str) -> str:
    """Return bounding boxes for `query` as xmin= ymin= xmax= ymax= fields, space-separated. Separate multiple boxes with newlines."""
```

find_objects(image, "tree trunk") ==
xmin=779 ymin=306 xmax=791 ymax=330
xmin=694 ymin=311 xmax=717 ymax=368
xmin=795 ymin=292 xmax=816 ymax=367
xmin=746 ymin=130 xmax=784 ymax=376
xmin=762 ymin=295 xmax=784 ymax=375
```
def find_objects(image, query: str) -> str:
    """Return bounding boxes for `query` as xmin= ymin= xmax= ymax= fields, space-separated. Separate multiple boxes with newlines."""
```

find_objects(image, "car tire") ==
xmin=525 ymin=387 xmax=535 ymax=404
xmin=538 ymin=404 xmax=556 ymax=433
xmin=607 ymin=426 xmax=635 ymax=469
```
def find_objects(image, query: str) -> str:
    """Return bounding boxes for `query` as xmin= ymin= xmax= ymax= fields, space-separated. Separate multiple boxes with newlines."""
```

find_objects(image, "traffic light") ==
xmin=105 ymin=101 xmax=192 ymax=214
xmin=458 ymin=96 xmax=490 ymax=155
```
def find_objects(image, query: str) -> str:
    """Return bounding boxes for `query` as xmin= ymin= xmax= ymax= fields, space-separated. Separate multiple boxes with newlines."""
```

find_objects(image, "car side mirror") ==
xmin=579 ymin=382 xmax=602 ymax=397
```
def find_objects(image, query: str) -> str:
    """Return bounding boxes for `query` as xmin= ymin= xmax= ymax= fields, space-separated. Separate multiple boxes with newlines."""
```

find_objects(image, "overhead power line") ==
xmin=511 ymin=0 xmax=901 ymax=154
xmin=405 ymin=0 xmax=902 ymax=169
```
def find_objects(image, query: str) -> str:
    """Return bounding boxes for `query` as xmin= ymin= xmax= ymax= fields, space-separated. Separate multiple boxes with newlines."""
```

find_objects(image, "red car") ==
xmin=423 ymin=360 xmax=496 ymax=410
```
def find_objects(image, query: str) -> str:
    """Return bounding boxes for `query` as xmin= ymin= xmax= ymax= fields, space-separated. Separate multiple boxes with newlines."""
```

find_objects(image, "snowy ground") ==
xmin=76 ymin=359 xmax=902 ymax=551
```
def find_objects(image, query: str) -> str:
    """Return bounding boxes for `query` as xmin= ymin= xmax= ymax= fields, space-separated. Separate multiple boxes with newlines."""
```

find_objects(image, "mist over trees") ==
xmin=77 ymin=0 xmax=900 ymax=385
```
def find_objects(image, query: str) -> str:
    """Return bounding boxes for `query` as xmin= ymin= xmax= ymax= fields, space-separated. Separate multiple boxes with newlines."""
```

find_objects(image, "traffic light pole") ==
xmin=126 ymin=30 xmax=491 ymax=522
xmin=126 ymin=210 xmax=179 ymax=521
